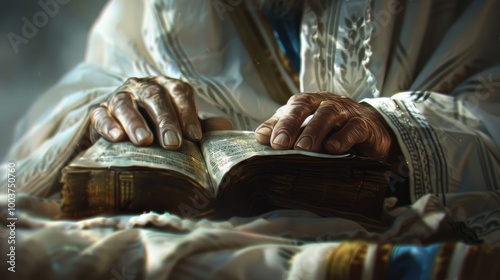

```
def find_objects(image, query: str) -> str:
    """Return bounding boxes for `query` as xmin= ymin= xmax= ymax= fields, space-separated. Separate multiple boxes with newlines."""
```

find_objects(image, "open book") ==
xmin=61 ymin=131 xmax=390 ymax=225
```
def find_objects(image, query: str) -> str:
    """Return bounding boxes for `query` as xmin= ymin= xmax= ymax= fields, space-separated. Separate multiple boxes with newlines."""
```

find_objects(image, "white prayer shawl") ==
xmin=1 ymin=1 xmax=500 ymax=279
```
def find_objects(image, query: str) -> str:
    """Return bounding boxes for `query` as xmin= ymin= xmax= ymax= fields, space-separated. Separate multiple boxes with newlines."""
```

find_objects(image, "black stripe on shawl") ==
xmin=401 ymin=100 xmax=448 ymax=195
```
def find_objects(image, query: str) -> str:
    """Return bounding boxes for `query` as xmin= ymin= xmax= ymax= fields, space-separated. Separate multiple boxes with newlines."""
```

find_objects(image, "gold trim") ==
xmin=432 ymin=242 xmax=455 ymax=280
xmin=326 ymin=241 xmax=368 ymax=280
xmin=373 ymin=243 xmax=392 ymax=279
xmin=225 ymin=0 xmax=299 ymax=104
xmin=254 ymin=4 xmax=300 ymax=89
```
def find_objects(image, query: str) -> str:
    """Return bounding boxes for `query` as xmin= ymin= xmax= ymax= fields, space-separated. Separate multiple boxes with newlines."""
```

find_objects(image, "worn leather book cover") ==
xmin=61 ymin=131 xmax=391 ymax=227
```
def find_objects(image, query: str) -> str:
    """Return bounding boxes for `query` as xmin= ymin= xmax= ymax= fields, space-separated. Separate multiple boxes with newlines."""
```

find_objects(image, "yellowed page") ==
xmin=70 ymin=138 xmax=212 ymax=192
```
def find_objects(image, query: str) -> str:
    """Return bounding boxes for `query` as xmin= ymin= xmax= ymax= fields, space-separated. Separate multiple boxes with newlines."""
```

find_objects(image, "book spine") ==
xmin=87 ymin=171 xmax=116 ymax=212
xmin=62 ymin=170 xmax=128 ymax=216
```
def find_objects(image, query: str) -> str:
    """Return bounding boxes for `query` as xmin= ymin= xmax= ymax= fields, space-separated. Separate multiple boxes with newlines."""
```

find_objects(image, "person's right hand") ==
xmin=89 ymin=76 xmax=202 ymax=150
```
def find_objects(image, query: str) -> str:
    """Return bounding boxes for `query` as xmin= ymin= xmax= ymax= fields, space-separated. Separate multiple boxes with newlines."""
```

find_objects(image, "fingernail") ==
xmin=135 ymin=127 xmax=151 ymax=142
xmin=187 ymin=124 xmax=201 ymax=140
xmin=164 ymin=130 xmax=180 ymax=147
xmin=256 ymin=127 xmax=272 ymax=137
xmin=273 ymin=133 xmax=290 ymax=147
xmin=109 ymin=128 xmax=122 ymax=139
xmin=296 ymin=136 xmax=312 ymax=150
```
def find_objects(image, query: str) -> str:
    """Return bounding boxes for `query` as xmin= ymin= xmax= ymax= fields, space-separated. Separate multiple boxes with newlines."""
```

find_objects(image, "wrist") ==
xmin=362 ymin=104 xmax=402 ymax=162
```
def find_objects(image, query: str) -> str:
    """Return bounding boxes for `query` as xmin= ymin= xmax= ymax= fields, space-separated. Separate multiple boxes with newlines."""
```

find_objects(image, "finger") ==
xmin=294 ymin=100 xmax=350 ymax=152
xmin=137 ymin=84 xmax=183 ymax=149
xmin=255 ymin=114 xmax=280 ymax=145
xmin=324 ymin=117 xmax=370 ymax=155
xmin=159 ymin=77 xmax=202 ymax=141
xmin=201 ymin=117 xmax=234 ymax=132
xmin=269 ymin=94 xmax=324 ymax=150
xmin=108 ymin=92 xmax=154 ymax=146
xmin=90 ymin=105 xmax=125 ymax=142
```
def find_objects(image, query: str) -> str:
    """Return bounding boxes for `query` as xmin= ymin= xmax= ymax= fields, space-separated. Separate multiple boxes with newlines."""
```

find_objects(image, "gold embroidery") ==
xmin=373 ymin=243 xmax=392 ymax=280
xmin=118 ymin=172 xmax=134 ymax=208
xmin=432 ymin=242 xmax=455 ymax=280
xmin=325 ymin=241 xmax=368 ymax=280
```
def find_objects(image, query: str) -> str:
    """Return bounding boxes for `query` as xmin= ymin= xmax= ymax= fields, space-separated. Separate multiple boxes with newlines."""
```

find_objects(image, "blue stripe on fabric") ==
xmin=264 ymin=10 xmax=301 ymax=73
xmin=388 ymin=243 xmax=442 ymax=280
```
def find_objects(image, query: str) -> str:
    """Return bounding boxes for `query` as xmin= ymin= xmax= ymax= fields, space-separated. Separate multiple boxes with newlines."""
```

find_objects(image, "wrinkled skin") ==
xmin=90 ymin=78 xmax=400 ymax=162
xmin=255 ymin=92 xmax=400 ymax=161
xmin=89 ymin=76 xmax=233 ymax=149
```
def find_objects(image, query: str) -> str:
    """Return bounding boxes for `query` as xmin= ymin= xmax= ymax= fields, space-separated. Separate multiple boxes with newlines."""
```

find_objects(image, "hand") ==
xmin=90 ymin=76 xmax=202 ymax=149
xmin=254 ymin=92 xmax=399 ymax=160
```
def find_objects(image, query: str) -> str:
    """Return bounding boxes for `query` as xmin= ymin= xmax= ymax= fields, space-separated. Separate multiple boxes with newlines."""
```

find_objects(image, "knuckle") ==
xmin=91 ymin=111 xmax=110 ymax=132
xmin=141 ymin=84 xmax=164 ymax=100
xmin=156 ymin=114 xmax=177 ymax=129
xmin=289 ymin=93 xmax=316 ymax=105
xmin=259 ymin=122 xmax=275 ymax=130
xmin=264 ymin=116 xmax=280 ymax=126
xmin=154 ymin=75 xmax=169 ymax=83
xmin=156 ymin=76 xmax=193 ymax=98
xmin=90 ymin=106 xmax=104 ymax=119
xmin=94 ymin=119 xmax=108 ymax=133
xmin=318 ymin=101 xmax=352 ymax=121
xmin=336 ymin=111 xmax=350 ymax=121
xmin=288 ymin=95 xmax=321 ymax=115
xmin=348 ymin=119 xmax=370 ymax=142
xmin=109 ymin=92 xmax=133 ymax=110
xmin=279 ymin=114 xmax=304 ymax=128
xmin=257 ymin=116 xmax=280 ymax=131
xmin=319 ymin=100 xmax=340 ymax=112
xmin=287 ymin=107 xmax=309 ymax=121
xmin=89 ymin=106 xmax=101 ymax=119
xmin=304 ymin=121 xmax=323 ymax=132
xmin=90 ymin=106 xmax=110 ymax=126
xmin=169 ymin=81 xmax=192 ymax=97
xmin=125 ymin=76 xmax=163 ymax=94
xmin=125 ymin=77 xmax=139 ymax=85
xmin=351 ymin=117 xmax=369 ymax=128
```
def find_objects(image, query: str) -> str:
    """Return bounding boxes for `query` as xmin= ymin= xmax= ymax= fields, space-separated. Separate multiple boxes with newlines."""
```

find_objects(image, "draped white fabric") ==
xmin=1 ymin=0 xmax=499 ymax=279
xmin=1 ymin=192 xmax=499 ymax=279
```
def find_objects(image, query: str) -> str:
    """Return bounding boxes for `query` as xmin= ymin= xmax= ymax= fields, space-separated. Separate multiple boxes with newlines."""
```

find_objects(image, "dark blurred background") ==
xmin=0 ymin=0 xmax=108 ymax=160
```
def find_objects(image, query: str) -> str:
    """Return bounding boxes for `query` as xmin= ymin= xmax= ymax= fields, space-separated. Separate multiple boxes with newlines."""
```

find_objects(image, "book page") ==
xmin=70 ymin=138 xmax=212 ymax=192
xmin=200 ymin=131 xmax=349 ymax=190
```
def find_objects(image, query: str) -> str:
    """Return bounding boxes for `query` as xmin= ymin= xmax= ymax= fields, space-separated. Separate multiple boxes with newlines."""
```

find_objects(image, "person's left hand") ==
xmin=254 ymin=92 xmax=399 ymax=160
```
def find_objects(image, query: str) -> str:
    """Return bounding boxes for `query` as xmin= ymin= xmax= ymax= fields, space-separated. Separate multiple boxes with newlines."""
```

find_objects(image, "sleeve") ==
xmin=362 ymin=66 xmax=500 ymax=202
xmin=0 ymin=0 xmax=145 ymax=196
